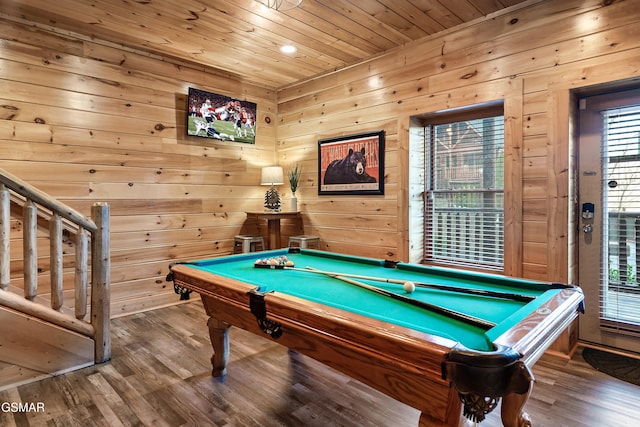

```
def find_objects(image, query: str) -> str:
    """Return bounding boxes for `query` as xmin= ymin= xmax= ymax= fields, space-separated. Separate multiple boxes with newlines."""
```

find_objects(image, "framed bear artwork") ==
xmin=318 ymin=130 xmax=385 ymax=195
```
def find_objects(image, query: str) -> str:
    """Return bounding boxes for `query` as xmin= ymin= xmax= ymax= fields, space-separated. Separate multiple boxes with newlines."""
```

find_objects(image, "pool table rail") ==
xmin=493 ymin=287 xmax=584 ymax=366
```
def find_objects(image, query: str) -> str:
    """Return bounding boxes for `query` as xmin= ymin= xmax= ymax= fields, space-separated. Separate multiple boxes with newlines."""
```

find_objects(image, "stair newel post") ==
xmin=91 ymin=202 xmax=111 ymax=363
xmin=24 ymin=200 xmax=38 ymax=300
xmin=0 ymin=184 xmax=9 ymax=290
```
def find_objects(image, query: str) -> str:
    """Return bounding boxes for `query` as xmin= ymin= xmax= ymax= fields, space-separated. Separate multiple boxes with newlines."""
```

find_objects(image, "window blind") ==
xmin=601 ymin=105 xmax=640 ymax=333
xmin=424 ymin=116 xmax=504 ymax=270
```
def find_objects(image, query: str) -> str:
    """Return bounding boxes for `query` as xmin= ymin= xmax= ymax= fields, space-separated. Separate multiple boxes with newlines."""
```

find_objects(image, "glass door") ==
xmin=578 ymin=88 xmax=640 ymax=353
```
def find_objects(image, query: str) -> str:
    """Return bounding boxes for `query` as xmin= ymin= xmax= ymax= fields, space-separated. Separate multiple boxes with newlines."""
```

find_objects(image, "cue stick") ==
xmin=304 ymin=267 xmax=496 ymax=330
xmin=284 ymin=266 xmax=535 ymax=302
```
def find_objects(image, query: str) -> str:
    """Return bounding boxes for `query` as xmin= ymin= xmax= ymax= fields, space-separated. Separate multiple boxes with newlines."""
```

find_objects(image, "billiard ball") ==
xmin=403 ymin=281 xmax=416 ymax=293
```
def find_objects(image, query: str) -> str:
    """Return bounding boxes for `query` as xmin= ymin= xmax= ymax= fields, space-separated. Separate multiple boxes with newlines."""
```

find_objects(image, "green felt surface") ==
xmin=189 ymin=249 xmax=561 ymax=351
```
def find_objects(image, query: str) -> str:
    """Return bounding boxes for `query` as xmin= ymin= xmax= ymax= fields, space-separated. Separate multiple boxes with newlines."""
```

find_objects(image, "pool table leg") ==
xmin=201 ymin=295 xmax=231 ymax=376
xmin=500 ymin=390 xmax=532 ymax=427
xmin=206 ymin=317 xmax=230 ymax=377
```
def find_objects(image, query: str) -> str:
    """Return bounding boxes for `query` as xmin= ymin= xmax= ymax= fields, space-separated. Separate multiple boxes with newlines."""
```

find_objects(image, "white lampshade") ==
xmin=261 ymin=166 xmax=284 ymax=185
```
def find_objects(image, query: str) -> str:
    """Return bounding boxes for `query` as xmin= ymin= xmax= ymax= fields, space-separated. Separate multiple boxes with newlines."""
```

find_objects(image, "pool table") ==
xmin=167 ymin=249 xmax=583 ymax=427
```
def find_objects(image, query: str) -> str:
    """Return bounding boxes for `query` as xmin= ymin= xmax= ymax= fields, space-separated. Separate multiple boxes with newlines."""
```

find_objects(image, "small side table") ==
xmin=245 ymin=211 xmax=301 ymax=249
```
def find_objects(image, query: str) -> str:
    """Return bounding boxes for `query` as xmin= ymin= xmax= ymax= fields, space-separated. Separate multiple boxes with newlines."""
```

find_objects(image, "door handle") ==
xmin=581 ymin=203 xmax=595 ymax=234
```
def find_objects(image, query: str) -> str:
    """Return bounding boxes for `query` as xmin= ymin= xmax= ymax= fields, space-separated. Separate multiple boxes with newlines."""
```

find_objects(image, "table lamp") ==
xmin=261 ymin=166 xmax=284 ymax=212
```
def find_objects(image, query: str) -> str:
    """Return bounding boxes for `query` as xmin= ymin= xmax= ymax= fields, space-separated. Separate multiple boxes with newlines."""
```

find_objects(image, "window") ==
xmin=602 ymin=104 xmax=640 ymax=331
xmin=423 ymin=112 xmax=505 ymax=270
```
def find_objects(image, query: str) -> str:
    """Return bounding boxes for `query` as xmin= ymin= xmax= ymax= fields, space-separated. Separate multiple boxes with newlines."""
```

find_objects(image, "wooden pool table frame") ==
xmin=169 ymin=255 xmax=583 ymax=427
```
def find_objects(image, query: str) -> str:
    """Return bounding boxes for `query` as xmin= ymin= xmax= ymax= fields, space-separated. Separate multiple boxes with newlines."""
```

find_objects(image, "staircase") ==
xmin=0 ymin=168 xmax=110 ymax=390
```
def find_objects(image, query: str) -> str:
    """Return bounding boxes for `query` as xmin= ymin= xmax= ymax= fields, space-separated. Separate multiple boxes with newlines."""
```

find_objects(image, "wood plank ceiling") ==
xmin=4 ymin=0 xmax=532 ymax=89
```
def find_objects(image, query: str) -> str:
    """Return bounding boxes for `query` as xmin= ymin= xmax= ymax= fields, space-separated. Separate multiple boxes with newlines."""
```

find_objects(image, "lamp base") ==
xmin=264 ymin=186 xmax=282 ymax=212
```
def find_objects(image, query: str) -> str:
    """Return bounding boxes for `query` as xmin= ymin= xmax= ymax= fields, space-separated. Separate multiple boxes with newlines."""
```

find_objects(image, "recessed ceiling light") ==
xmin=255 ymin=0 xmax=303 ymax=11
xmin=280 ymin=44 xmax=297 ymax=54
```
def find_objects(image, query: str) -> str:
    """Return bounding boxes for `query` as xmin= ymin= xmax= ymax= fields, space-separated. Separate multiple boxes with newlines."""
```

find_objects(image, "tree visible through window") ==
xmin=424 ymin=116 xmax=505 ymax=269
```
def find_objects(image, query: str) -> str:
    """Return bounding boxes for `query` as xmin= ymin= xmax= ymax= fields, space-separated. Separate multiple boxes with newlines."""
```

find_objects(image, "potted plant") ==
xmin=288 ymin=164 xmax=301 ymax=211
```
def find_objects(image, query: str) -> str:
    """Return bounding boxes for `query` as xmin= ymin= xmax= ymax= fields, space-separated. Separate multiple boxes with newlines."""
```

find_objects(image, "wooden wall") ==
xmin=3 ymin=0 xmax=640 ymax=318
xmin=276 ymin=0 xmax=640 ymax=283
xmin=0 ymin=19 xmax=280 ymax=316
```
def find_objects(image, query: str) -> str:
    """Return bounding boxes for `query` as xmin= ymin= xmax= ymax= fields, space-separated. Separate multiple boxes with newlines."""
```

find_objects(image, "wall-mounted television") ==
xmin=186 ymin=87 xmax=257 ymax=144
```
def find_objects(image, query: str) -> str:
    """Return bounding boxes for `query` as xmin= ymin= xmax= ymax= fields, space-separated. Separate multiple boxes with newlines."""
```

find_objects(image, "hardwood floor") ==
xmin=1 ymin=300 xmax=639 ymax=427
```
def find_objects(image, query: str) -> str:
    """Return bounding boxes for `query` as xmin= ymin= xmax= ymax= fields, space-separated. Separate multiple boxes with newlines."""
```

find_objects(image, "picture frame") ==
xmin=318 ymin=130 xmax=385 ymax=195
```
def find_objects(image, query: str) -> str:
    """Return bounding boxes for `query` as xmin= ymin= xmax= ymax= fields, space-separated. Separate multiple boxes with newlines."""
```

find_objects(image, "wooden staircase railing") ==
xmin=0 ymin=168 xmax=110 ymax=363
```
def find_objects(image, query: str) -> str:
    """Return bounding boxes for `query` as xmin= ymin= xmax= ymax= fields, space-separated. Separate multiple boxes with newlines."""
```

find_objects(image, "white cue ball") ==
xmin=403 ymin=281 xmax=416 ymax=293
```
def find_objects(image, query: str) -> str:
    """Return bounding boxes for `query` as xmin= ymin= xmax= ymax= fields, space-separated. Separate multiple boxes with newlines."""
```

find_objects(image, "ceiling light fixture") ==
xmin=280 ymin=44 xmax=297 ymax=54
xmin=255 ymin=0 xmax=302 ymax=11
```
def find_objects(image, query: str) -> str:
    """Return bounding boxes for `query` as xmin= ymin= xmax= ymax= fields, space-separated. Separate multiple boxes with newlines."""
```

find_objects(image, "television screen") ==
xmin=186 ymin=87 xmax=257 ymax=144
